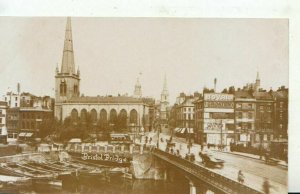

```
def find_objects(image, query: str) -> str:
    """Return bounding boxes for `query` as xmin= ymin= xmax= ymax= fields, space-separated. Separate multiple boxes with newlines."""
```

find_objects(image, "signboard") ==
xmin=204 ymin=93 xmax=234 ymax=101
xmin=81 ymin=152 xmax=131 ymax=163
xmin=204 ymin=121 xmax=225 ymax=133
xmin=204 ymin=101 xmax=234 ymax=109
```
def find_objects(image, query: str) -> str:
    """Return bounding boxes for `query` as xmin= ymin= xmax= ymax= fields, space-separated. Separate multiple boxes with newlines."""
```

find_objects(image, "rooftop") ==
xmin=66 ymin=96 xmax=151 ymax=104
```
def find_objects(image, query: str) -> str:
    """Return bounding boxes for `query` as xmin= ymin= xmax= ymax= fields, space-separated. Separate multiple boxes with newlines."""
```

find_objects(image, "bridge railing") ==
xmin=152 ymin=149 xmax=262 ymax=194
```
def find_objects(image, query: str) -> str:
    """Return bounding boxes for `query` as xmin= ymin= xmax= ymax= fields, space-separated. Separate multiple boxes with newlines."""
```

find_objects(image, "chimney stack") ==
xmin=214 ymin=78 xmax=217 ymax=93
xmin=17 ymin=83 xmax=20 ymax=94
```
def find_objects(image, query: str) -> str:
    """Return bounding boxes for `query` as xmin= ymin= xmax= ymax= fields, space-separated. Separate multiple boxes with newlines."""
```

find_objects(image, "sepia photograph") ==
xmin=0 ymin=16 xmax=288 ymax=194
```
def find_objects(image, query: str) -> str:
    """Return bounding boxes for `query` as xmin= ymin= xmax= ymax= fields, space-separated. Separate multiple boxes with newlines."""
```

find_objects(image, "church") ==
xmin=54 ymin=18 xmax=155 ymax=132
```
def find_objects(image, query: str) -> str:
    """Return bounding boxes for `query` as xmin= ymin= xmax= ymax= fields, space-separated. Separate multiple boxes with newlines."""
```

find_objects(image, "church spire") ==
xmin=256 ymin=71 xmax=260 ymax=80
xmin=61 ymin=17 xmax=76 ymax=74
xmin=163 ymin=73 xmax=168 ymax=91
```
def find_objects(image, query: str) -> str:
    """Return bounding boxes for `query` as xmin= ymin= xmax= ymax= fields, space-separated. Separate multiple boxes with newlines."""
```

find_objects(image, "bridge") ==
xmin=152 ymin=148 xmax=262 ymax=194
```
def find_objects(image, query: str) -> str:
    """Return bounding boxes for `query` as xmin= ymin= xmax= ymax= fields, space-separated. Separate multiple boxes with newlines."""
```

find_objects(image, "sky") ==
xmin=0 ymin=17 xmax=288 ymax=104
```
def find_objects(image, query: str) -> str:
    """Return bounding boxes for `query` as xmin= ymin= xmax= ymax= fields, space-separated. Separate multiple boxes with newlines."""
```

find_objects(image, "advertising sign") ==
xmin=204 ymin=93 xmax=234 ymax=101
xmin=204 ymin=121 xmax=225 ymax=133
xmin=204 ymin=101 xmax=234 ymax=109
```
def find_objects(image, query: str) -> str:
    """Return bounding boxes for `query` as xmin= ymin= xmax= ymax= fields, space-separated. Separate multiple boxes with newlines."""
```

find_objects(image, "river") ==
xmin=3 ymin=174 xmax=216 ymax=194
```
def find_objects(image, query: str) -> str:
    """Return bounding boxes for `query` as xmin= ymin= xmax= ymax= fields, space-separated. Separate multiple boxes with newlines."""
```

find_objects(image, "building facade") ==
xmin=195 ymin=93 xmax=235 ymax=146
xmin=272 ymin=87 xmax=288 ymax=140
xmin=18 ymin=107 xmax=53 ymax=138
xmin=234 ymin=91 xmax=256 ymax=145
xmin=0 ymin=101 xmax=8 ymax=137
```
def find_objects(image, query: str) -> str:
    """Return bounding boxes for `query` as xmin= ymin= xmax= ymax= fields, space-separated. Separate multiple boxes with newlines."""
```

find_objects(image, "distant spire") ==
xmin=61 ymin=17 xmax=76 ymax=74
xmin=256 ymin=71 xmax=260 ymax=80
xmin=163 ymin=73 xmax=168 ymax=92
xmin=134 ymin=76 xmax=142 ymax=98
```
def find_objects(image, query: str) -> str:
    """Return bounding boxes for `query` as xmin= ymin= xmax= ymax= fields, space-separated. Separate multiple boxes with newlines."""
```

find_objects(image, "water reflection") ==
xmin=9 ymin=175 xmax=217 ymax=194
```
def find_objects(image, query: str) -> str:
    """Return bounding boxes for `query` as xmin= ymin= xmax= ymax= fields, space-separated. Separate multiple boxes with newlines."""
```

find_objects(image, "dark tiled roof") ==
xmin=66 ymin=96 xmax=146 ymax=104
xmin=253 ymin=91 xmax=273 ymax=100
xmin=272 ymin=90 xmax=288 ymax=99
xmin=235 ymin=90 xmax=254 ymax=99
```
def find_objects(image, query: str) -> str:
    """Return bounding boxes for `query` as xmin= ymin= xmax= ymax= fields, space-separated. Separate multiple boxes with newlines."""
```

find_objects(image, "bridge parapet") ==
xmin=67 ymin=143 xmax=151 ymax=155
xmin=152 ymin=149 xmax=262 ymax=194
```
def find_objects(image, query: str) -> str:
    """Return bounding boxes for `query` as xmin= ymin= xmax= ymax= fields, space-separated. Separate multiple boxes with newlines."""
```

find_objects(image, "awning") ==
xmin=182 ymin=128 xmax=194 ymax=134
xmin=19 ymin=132 xmax=26 ymax=137
xmin=174 ymin=128 xmax=181 ymax=133
xmin=25 ymin=133 xmax=33 ymax=137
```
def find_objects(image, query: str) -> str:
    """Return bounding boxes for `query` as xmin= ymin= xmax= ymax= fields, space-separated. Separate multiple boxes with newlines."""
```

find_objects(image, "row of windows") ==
xmin=183 ymin=107 xmax=194 ymax=112
xmin=236 ymin=103 xmax=254 ymax=109
xmin=236 ymin=112 xmax=254 ymax=119
xmin=21 ymin=113 xmax=51 ymax=119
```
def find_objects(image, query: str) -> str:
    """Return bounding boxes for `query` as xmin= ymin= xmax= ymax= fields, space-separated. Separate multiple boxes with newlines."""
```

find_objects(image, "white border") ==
xmin=0 ymin=0 xmax=299 ymax=192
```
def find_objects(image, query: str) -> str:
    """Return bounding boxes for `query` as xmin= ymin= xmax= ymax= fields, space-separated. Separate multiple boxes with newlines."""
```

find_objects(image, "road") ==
xmin=143 ymin=132 xmax=288 ymax=194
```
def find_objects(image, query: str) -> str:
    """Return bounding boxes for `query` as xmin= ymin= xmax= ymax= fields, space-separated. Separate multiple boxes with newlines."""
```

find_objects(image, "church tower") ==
xmin=160 ymin=74 xmax=169 ymax=120
xmin=55 ymin=18 xmax=80 ymax=120
xmin=255 ymin=71 xmax=260 ymax=91
xmin=133 ymin=77 xmax=142 ymax=98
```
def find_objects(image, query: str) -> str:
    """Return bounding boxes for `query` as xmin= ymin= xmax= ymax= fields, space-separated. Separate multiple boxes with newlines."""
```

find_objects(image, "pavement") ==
xmin=142 ymin=132 xmax=288 ymax=194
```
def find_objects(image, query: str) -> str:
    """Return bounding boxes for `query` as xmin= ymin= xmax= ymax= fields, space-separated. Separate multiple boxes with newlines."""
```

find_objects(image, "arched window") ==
xmin=80 ymin=109 xmax=87 ymax=123
xmin=110 ymin=109 xmax=117 ymax=125
xmin=74 ymin=85 xmax=78 ymax=95
xmin=118 ymin=109 xmax=127 ymax=129
xmin=90 ymin=109 xmax=97 ymax=123
xmin=99 ymin=109 xmax=108 ymax=129
xmin=71 ymin=109 xmax=79 ymax=122
xmin=130 ymin=109 xmax=138 ymax=125
xmin=60 ymin=80 xmax=67 ymax=96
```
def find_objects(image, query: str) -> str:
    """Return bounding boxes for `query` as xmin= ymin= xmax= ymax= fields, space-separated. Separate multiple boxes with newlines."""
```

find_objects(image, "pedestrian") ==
xmin=237 ymin=170 xmax=245 ymax=184
xmin=262 ymin=178 xmax=271 ymax=194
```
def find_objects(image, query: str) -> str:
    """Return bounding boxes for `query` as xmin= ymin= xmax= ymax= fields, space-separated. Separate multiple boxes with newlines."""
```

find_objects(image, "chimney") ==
xmin=17 ymin=83 xmax=20 ymax=94
xmin=214 ymin=78 xmax=217 ymax=93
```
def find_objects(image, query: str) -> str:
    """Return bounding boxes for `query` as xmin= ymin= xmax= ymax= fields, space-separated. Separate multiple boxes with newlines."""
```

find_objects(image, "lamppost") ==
xmin=259 ymin=113 xmax=263 ymax=160
xmin=156 ymin=120 xmax=161 ymax=149
xmin=187 ymin=117 xmax=192 ymax=154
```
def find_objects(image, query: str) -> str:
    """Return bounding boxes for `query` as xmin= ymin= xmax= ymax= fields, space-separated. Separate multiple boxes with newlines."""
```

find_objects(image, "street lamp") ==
xmin=187 ymin=117 xmax=192 ymax=154
xmin=259 ymin=113 xmax=263 ymax=160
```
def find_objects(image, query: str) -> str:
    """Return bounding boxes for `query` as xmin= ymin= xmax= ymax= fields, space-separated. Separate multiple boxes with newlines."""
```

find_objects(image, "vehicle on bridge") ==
xmin=199 ymin=152 xmax=224 ymax=169
xmin=264 ymin=153 xmax=280 ymax=166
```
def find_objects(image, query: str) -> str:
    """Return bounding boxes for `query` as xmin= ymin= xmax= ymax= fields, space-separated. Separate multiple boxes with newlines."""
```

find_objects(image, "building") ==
xmin=6 ymin=107 xmax=20 ymax=139
xmin=253 ymin=90 xmax=275 ymax=148
xmin=194 ymin=93 xmax=235 ymax=146
xmin=234 ymin=90 xmax=256 ymax=145
xmin=272 ymin=86 xmax=288 ymax=139
xmin=18 ymin=107 xmax=53 ymax=139
xmin=172 ymin=92 xmax=200 ymax=137
xmin=3 ymin=92 xmax=21 ymax=108
xmin=55 ymin=18 xmax=153 ymax=133
xmin=0 ymin=101 xmax=8 ymax=143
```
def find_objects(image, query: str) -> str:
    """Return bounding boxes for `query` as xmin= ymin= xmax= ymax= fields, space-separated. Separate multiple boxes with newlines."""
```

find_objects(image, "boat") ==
xmin=32 ymin=178 xmax=63 ymax=188
xmin=122 ymin=172 xmax=133 ymax=180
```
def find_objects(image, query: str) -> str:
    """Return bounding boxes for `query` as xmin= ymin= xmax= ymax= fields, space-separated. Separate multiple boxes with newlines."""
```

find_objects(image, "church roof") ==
xmin=66 ymin=96 xmax=148 ymax=104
